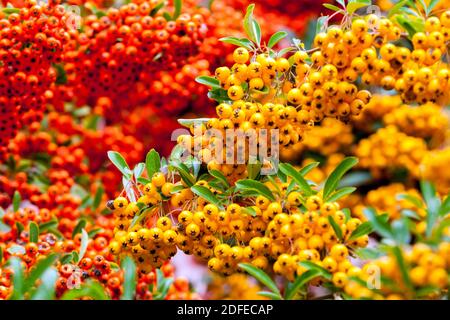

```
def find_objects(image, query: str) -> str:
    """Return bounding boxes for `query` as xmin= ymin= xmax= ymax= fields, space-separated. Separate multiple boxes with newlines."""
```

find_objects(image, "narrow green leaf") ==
xmin=121 ymin=256 xmax=136 ymax=300
xmin=242 ymin=206 xmax=257 ymax=217
xmin=363 ymin=207 xmax=393 ymax=239
xmin=24 ymin=254 xmax=58 ymax=293
xmin=348 ymin=221 xmax=373 ymax=241
xmin=72 ymin=219 xmax=87 ymax=239
xmin=387 ymin=0 xmax=409 ymax=17
xmin=130 ymin=206 xmax=156 ymax=229
xmin=397 ymin=193 xmax=423 ymax=209
xmin=323 ymin=157 xmax=358 ymax=200
xmin=9 ymin=257 xmax=25 ymax=300
xmin=154 ymin=269 xmax=174 ymax=300
xmin=247 ymin=160 xmax=261 ymax=180
xmin=328 ymin=216 xmax=343 ymax=241
xmin=88 ymin=228 xmax=103 ymax=238
xmin=145 ymin=149 xmax=161 ymax=179
xmin=30 ymin=268 xmax=58 ymax=300
xmin=29 ymin=222 xmax=39 ymax=243
xmin=347 ymin=1 xmax=369 ymax=15
xmin=284 ymin=269 xmax=320 ymax=300
xmin=107 ymin=151 xmax=131 ymax=178
xmin=209 ymin=169 xmax=229 ymax=188
xmin=257 ymin=291 xmax=282 ymax=300
xmin=323 ymin=3 xmax=342 ymax=11
xmin=420 ymin=181 xmax=440 ymax=237
xmin=268 ymin=31 xmax=288 ymax=48
xmin=391 ymin=246 xmax=413 ymax=290
xmin=150 ymin=1 xmax=165 ymax=16
xmin=15 ymin=221 xmax=24 ymax=236
xmin=338 ymin=171 xmax=372 ymax=188
xmin=38 ymin=219 xmax=58 ymax=233
xmin=299 ymin=261 xmax=332 ymax=280
xmin=439 ymin=193 xmax=450 ymax=217
xmin=191 ymin=185 xmax=224 ymax=210
xmin=172 ymin=163 xmax=196 ymax=187
xmin=61 ymin=281 xmax=109 ymax=300
xmin=78 ymin=229 xmax=89 ymax=261
xmin=219 ymin=37 xmax=253 ymax=50
xmin=133 ymin=163 xmax=145 ymax=180
xmin=427 ymin=0 xmax=440 ymax=14
xmin=298 ymin=162 xmax=320 ymax=176
xmin=195 ymin=76 xmax=222 ymax=89
xmin=238 ymin=263 xmax=281 ymax=298
xmin=173 ymin=0 xmax=182 ymax=20
xmin=92 ymin=186 xmax=104 ymax=211
xmin=326 ymin=187 xmax=356 ymax=203
xmin=316 ymin=16 xmax=329 ymax=34
xmin=279 ymin=163 xmax=314 ymax=196
xmin=235 ymin=180 xmax=276 ymax=202
xmin=13 ymin=191 xmax=21 ymax=212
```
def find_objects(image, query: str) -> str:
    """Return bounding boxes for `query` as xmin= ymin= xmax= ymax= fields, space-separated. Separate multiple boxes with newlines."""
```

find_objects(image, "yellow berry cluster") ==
xmin=108 ymin=172 xmax=185 ymax=273
xmin=352 ymin=95 xmax=401 ymax=133
xmin=345 ymin=243 xmax=450 ymax=299
xmin=355 ymin=125 xmax=428 ymax=179
xmin=353 ymin=183 xmax=426 ymax=221
xmin=383 ymin=103 xmax=448 ymax=147
xmin=421 ymin=148 xmax=450 ymax=194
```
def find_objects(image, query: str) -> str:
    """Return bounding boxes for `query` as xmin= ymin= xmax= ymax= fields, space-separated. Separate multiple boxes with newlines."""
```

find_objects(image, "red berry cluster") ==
xmin=0 ymin=0 xmax=74 ymax=148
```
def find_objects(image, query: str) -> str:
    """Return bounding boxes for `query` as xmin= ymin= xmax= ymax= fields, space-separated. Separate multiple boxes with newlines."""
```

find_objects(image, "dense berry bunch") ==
xmin=63 ymin=1 xmax=206 ymax=111
xmin=0 ymin=0 xmax=75 ymax=148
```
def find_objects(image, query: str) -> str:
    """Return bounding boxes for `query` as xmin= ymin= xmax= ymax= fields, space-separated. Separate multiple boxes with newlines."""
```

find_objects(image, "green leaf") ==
xmin=121 ymin=256 xmax=136 ymax=300
xmin=299 ymin=261 xmax=332 ymax=280
xmin=150 ymin=1 xmax=165 ymax=16
xmin=13 ymin=191 xmax=21 ymax=212
xmin=195 ymin=76 xmax=222 ymax=89
xmin=326 ymin=187 xmax=356 ymax=203
xmin=2 ymin=8 xmax=20 ymax=14
xmin=387 ymin=0 xmax=409 ymax=17
xmin=348 ymin=221 xmax=373 ymax=241
xmin=38 ymin=219 xmax=58 ymax=233
xmin=154 ymin=269 xmax=174 ymax=300
xmin=24 ymin=253 xmax=58 ymax=294
xmin=242 ymin=206 xmax=257 ymax=217
xmin=426 ymin=0 xmax=440 ymax=14
xmin=238 ymin=263 xmax=281 ymax=298
xmin=72 ymin=219 xmax=87 ymax=239
xmin=15 ymin=221 xmax=24 ymax=236
xmin=191 ymin=185 xmax=224 ymax=210
xmin=88 ymin=228 xmax=103 ymax=238
xmin=279 ymin=163 xmax=314 ymax=196
xmin=323 ymin=157 xmax=358 ymax=201
xmin=209 ymin=169 xmax=229 ymax=188
xmin=235 ymin=180 xmax=276 ymax=202
xmin=219 ymin=37 xmax=253 ymax=50
xmin=347 ymin=1 xmax=370 ymax=15
xmin=172 ymin=163 xmax=196 ymax=187
xmin=363 ymin=207 xmax=393 ymax=239
xmin=177 ymin=118 xmax=211 ymax=129
xmin=396 ymin=15 xmax=420 ymax=37
xmin=107 ymin=151 xmax=131 ymax=178
xmin=328 ymin=216 xmax=343 ymax=241
xmin=247 ymin=160 xmax=261 ymax=180
xmin=420 ymin=181 xmax=440 ymax=237
xmin=53 ymin=64 xmax=67 ymax=85
xmin=29 ymin=222 xmax=39 ymax=243
xmin=298 ymin=162 xmax=320 ymax=176
xmin=30 ymin=268 xmax=58 ymax=300
xmin=8 ymin=257 xmax=25 ymax=300
xmin=397 ymin=193 xmax=423 ymax=209
xmin=392 ymin=218 xmax=411 ymax=244
xmin=268 ymin=31 xmax=288 ymax=48
xmin=207 ymin=88 xmax=231 ymax=103
xmin=78 ymin=229 xmax=89 ymax=261
xmin=92 ymin=186 xmax=104 ymax=211
xmin=439 ymin=193 xmax=450 ymax=217
xmin=257 ymin=291 xmax=282 ymax=300
xmin=284 ymin=269 xmax=320 ymax=300
xmin=61 ymin=281 xmax=109 ymax=300
xmin=133 ymin=163 xmax=145 ymax=180
xmin=316 ymin=16 xmax=329 ymax=34
xmin=130 ymin=206 xmax=156 ymax=228
xmin=145 ymin=149 xmax=161 ymax=179
xmin=60 ymin=253 xmax=74 ymax=265
xmin=338 ymin=171 xmax=372 ymax=188
xmin=323 ymin=3 xmax=342 ymax=11
xmin=173 ymin=0 xmax=182 ymax=20
xmin=391 ymin=246 xmax=413 ymax=290
xmin=243 ymin=4 xmax=261 ymax=45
